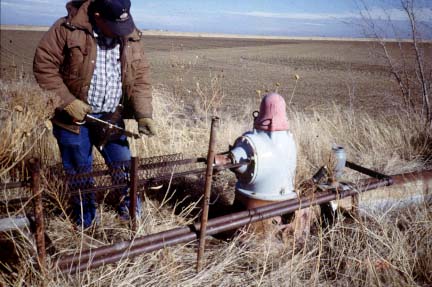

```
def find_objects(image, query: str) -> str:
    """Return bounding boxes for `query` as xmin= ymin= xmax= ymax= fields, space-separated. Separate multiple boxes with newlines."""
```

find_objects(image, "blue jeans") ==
xmin=53 ymin=114 xmax=131 ymax=228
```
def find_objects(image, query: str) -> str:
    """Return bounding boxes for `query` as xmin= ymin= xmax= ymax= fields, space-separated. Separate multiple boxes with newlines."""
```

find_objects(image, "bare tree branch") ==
xmin=357 ymin=0 xmax=431 ymax=129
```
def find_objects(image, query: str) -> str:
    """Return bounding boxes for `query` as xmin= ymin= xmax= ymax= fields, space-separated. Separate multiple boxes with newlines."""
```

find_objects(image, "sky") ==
xmin=1 ymin=0 xmax=431 ymax=39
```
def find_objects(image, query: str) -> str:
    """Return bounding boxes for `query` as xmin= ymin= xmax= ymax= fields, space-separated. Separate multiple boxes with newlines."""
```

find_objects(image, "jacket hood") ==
xmin=65 ymin=0 xmax=141 ymax=40
xmin=65 ymin=0 xmax=93 ymax=33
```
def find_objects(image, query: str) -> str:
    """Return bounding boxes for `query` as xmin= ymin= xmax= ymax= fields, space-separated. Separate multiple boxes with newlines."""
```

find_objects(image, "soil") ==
xmin=1 ymin=29 xmax=431 ymax=115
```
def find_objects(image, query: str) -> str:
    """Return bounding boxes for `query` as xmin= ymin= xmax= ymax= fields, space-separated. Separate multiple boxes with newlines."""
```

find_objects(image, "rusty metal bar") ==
xmin=0 ymin=181 xmax=29 ymax=190
xmin=129 ymin=157 xmax=138 ymax=232
xmin=139 ymin=157 xmax=206 ymax=170
xmin=204 ymin=179 xmax=393 ymax=235
xmin=61 ymin=230 xmax=198 ymax=274
xmin=197 ymin=116 xmax=219 ymax=272
xmin=30 ymin=158 xmax=46 ymax=272
xmin=57 ymin=194 xmax=303 ymax=269
xmin=58 ymin=225 xmax=192 ymax=268
xmin=59 ymin=176 xmax=396 ymax=273
xmin=345 ymin=161 xmax=390 ymax=180
xmin=57 ymin=174 xmax=395 ymax=271
xmin=59 ymin=199 xmax=305 ymax=273
xmin=0 ymin=196 xmax=31 ymax=208
xmin=346 ymin=161 xmax=393 ymax=217
xmin=57 ymin=185 xmax=343 ymax=272
xmin=391 ymin=169 xmax=432 ymax=185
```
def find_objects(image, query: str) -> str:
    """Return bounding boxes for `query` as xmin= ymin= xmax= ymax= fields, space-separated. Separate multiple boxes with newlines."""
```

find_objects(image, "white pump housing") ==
xmin=230 ymin=129 xmax=297 ymax=201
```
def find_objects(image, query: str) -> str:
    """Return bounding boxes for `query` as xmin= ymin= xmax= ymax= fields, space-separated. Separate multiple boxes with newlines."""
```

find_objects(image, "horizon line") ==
xmin=1 ymin=24 xmax=429 ymax=43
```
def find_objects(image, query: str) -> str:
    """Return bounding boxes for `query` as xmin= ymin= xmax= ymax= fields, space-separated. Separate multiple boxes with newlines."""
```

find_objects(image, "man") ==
xmin=33 ymin=0 xmax=156 ymax=228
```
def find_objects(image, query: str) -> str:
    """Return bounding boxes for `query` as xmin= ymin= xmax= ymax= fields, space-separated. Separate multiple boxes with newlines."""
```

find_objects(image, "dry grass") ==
xmin=0 ymin=76 xmax=431 ymax=286
xmin=0 ymin=80 xmax=59 ymax=176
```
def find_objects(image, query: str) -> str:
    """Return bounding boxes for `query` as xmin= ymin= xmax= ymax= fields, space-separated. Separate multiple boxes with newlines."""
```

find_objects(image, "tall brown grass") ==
xmin=0 ymin=80 xmax=59 ymax=178
xmin=0 ymin=79 xmax=431 ymax=286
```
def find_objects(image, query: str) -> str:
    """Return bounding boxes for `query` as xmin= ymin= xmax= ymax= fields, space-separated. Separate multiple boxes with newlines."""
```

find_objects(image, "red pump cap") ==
xmin=254 ymin=93 xmax=289 ymax=131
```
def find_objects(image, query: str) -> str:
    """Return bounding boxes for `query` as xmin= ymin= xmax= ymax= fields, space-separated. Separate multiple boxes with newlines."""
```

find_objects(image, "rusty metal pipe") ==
xmin=207 ymin=179 xmax=392 ymax=234
xmin=58 ymin=196 xmax=299 ymax=269
xmin=129 ymin=157 xmax=138 ymax=232
xmin=59 ymin=169 xmax=428 ymax=273
xmin=57 ymin=185 xmax=348 ymax=272
xmin=58 ymin=193 xmax=312 ymax=270
xmin=0 ymin=197 xmax=31 ymax=207
xmin=197 ymin=116 xmax=219 ymax=272
xmin=58 ymin=225 xmax=192 ymax=267
xmin=61 ymin=232 xmax=198 ymax=274
xmin=60 ymin=198 xmax=298 ymax=266
xmin=201 ymin=196 xmax=301 ymax=227
xmin=30 ymin=158 xmax=46 ymax=272
xmin=1 ymin=181 xmax=29 ymax=190
xmin=59 ymin=178 xmax=389 ymax=271
xmin=59 ymin=182 xmax=366 ymax=273
xmin=345 ymin=161 xmax=390 ymax=180
xmin=391 ymin=170 xmax=432 ymax=185
xmin=60 ymin=198 xmax=308 ymax=273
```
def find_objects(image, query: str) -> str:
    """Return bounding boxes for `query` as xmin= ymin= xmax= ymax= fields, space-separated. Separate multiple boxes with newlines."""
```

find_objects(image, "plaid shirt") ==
xmin=87 ymin=32 xmax=122 ymax=113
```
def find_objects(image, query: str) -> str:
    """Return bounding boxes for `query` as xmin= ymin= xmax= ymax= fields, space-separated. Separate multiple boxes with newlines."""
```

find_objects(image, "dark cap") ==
xmin=93 ymin=0 xmax=136 ymax=36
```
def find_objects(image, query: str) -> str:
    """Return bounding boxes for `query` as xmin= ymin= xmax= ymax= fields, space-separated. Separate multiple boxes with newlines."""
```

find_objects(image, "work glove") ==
xmin=64 ymin=99 xmax=92 ymax=122
xmin=137 ymin=118 xmax=156 ymax=137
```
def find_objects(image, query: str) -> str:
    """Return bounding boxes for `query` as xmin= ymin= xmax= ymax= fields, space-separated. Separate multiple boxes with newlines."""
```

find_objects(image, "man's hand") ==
xmin=64 ymin=99 xmax=92 ymax=122
xmin=138 ymin=118 xmax=156 ymax=137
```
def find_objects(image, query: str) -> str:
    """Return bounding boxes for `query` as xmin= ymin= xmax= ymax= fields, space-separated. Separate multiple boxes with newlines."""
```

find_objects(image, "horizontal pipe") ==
xmin=58 ymin=195 xmax=303 ymax=268
xmin=58 ymin=225 xmax=192 ymax=266
xmin=59 ymin=178 xmax=392 ymax=273
xmin=56 ymin=169 xmax=431 ymax=273
xmin=345 ymin=161 xmax=390 ymax=180
xmin=59 ymin=193 xmax=324 ymax=273
xmin=206 ymin=179 xmax=392 ymax=235
xmin=59 ymin=188 xmax=311 ymax=267
xmin=391 ymin=169 xmax=432 ymax=185
xmin=60 ymin=232 xmax=198 ymax=274
xmin=0 ymin=181 xmax=29 ymax=190
xmin=0 ymin=196 xmax=31 ymax=207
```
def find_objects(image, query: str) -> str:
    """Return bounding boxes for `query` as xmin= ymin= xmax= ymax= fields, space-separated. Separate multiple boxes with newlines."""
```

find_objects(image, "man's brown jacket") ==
xmin=33 ymin=0 xmax=152 ymax=133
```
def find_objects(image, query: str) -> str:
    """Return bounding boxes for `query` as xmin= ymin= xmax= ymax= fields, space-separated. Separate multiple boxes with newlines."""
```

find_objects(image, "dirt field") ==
xmin=1 ymin=29 xmax=429 ymax=115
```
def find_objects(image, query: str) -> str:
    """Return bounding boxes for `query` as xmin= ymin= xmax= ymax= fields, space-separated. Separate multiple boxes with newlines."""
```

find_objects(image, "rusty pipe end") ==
xmin=214 ymin=154 xmax=232 ymax=167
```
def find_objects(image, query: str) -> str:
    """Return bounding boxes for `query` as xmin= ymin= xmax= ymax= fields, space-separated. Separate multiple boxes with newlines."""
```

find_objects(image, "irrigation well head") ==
xmin=226 ymin=93 xmax=297 ymax=208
